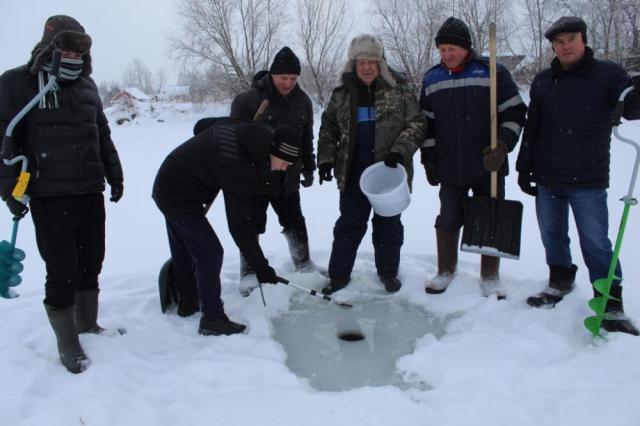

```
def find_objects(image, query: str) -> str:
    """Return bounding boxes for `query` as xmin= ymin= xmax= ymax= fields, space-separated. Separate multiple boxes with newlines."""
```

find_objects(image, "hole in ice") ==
xmin=338 ymin=331 xmax=365 ymax=342
xmin=272 ymin=295 xmax=456 ymax=392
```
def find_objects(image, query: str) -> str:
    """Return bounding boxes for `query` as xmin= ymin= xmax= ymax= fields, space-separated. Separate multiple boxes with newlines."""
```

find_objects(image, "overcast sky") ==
xmin=0 ymin=0 xmax=371 ymax=87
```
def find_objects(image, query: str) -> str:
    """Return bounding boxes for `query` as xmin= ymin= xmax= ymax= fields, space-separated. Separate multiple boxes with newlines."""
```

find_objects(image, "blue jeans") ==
xmin=536 ymin=186 xmax=621 ymax=286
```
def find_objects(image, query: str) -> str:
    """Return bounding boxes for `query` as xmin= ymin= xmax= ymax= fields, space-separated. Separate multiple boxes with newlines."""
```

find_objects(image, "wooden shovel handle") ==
xmin=489 ymin=22 xmax=498 ymax=199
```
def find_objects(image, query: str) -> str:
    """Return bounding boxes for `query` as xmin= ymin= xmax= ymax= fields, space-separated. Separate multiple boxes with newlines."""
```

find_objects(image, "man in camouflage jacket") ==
xmin=317 ymin=34 xmax=426 ymax=294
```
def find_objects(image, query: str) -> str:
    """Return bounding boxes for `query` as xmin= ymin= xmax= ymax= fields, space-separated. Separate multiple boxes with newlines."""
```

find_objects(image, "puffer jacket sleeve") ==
xmin=317 ymin=90 xmax=341 ymax=166
xmin=516 ymin=80 xmax=540 ymax=174
xmin=496 ymin=66 xmax=527 ymax=152
xmin=95 ymin=95 xmax=123 ymax=186
xmin=389 ymin=83 xmax=426 ymax=166
xmin=0 ymin=71 xmax=24 ymax=200
xmin=230 ymin=91 xmax=256 ymax=121
xmin=418 ymin=74 xmax=437 ymax=164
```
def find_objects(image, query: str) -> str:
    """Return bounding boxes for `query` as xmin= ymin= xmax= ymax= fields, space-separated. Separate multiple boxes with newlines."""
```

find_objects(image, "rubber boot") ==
xmin=425 ymin=229 xmax=459 ymax=294
xmin=379 ymin=275 xmax=402 ymax=293
xmin=600 ymin=286 xmax=639 ymax=336
xmin=74 ymin=289 xmax=126 ymax=335
xmin=527 ymin=264 xmax=577 ymax=308
xmin=44 ymin=303 xmax=90 ymax=374
xmin=282 ymin=227 xmax=328 ymax=276
xmin=480 ymin=255 xmax=505 ymax=300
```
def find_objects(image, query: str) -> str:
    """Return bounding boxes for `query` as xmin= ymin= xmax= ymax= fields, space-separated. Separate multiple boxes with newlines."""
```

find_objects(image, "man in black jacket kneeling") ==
xmin=152 ymin=118 xmax=299 ymax=336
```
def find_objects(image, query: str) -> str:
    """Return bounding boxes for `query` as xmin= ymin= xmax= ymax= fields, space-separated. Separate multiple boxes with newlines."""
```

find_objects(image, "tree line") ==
xmin=100 ymin=0 xmax=640 ymax=108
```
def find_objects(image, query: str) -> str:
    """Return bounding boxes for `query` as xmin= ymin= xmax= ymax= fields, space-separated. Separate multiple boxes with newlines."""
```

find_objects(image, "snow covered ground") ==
xmin=1 ymin=101 xmax=639 ymax=426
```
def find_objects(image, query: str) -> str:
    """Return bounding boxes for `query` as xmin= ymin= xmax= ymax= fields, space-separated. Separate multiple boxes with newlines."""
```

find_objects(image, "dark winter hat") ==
xmin=271 ymin=125 xmax=300 ymax=163
xmin=28 ymin=15 xmax=93 ymax=75
xmin=544 ymin=16 xmax=587 ymax=44
xmin=435 ymin=17 xmax=472 ymax=50
xmin=270 ymin=47 xmax=301 ymax=75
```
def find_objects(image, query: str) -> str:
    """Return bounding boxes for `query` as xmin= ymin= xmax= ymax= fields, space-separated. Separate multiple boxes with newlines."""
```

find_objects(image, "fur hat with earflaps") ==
xmin=28 ymin=15 xmax=93 ymax=75
xmin=343 ymin=34 xmax=396 ymax=87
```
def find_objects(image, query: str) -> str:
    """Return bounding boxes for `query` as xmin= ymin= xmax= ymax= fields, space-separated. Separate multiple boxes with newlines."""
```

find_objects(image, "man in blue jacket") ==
xmin=517 ymin=17 xmax=640 ymax=335
xmin=420 ymin=17 xmax=526 ymax=298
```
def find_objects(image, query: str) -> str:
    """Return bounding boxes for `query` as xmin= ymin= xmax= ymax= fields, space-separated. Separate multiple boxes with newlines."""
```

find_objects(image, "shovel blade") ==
xmin=158 ymin=258 xmax=177 ymax=313
xmin=461 ymin=196 xmax=523 ymax=259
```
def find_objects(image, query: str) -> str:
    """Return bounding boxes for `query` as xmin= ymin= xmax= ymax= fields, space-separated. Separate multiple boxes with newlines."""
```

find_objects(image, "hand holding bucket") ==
xmin=359 ymin=162 xmax=411 ymax=217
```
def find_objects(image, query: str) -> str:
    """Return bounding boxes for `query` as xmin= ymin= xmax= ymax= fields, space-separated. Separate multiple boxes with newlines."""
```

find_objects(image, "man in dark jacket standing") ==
xmin=0 ymin=16 xmax=124 ymax=373
xmin=317 ymin=34 xmax=426 ymax=294
xmin=420 ymin=17 xmax=526 ymax=298
xmin=516 ymin=17 xmax=640 ymax=335
xmin=230 ymin=47 xmax=323 ymax=285
xmin=152 ymin=119 xmax=299 ymax=336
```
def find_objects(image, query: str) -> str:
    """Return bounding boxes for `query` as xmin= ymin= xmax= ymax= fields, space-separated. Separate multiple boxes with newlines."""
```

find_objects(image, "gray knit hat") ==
xmin=435 ymin=17 xmax=472 ymax=50
xmin=343 ymin=34 xmax=396 ymax=87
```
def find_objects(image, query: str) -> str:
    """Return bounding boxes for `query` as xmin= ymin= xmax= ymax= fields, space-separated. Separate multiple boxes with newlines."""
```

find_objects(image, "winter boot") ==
xmin=600 ymin=286 xmax=639 ymax=336
xmin=379 ymin=275 xmax=402 ymax=293
xmin=479 ymin=255 xmax=506 ymax=300
xmin=321 ymin=277 xmax=350 ymax=295
xmin=282 ymin=227 xmax=328 ymax=276
xmin=425 ymin=229 xmax=459 ymax=294
xmin=74 ymin=289 xmax=126 ymax=336
xmin=44 ymin=303 xmax=90 ymax=374
xmin=198 ymin=314 xmax=247 ymax=336
xmin=527 ymin=264 xmax=577 ymax=308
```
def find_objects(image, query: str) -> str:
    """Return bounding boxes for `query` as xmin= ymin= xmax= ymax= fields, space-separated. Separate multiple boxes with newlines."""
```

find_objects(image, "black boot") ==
xmin=425 ymin=229 xmax=459 ymax=294
xmin=321 ymin=277 xmax=350 ymax=295
xmin=600 ymin=286 xmax=639 ymax=336
xmin=198 ymin=314 xmax=247 ymax=336
xmin=174 ymin=269 xmax=200 ymax=317
xmin=44 ymin=303 xmax=90 ymax=374
xmin=527 ymin=264 xmax=577 ymax=308
xmin=379 ymin=275 xmax=402 ymax=293
xmin=282 ymin=227 xmax=327 ymax=276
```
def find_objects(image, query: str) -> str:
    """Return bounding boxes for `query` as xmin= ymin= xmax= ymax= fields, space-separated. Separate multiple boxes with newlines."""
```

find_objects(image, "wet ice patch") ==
xmin=271 ymin=295 xmax=455 ymax=391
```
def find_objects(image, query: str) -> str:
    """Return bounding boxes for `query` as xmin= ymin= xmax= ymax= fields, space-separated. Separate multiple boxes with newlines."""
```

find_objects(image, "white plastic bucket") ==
xmin=359 ymin=162 xmax=411 ymax=217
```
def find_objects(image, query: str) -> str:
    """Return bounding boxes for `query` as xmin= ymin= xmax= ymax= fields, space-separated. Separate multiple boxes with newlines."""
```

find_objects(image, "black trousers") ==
xmin=165 ymin=216 xmax=224 ymax=320
xmin=252 ymin=191 xmax=307 ymax=234
xmin=30 ymin=194 xmax=105 ymax=309
xmin=328 ymin=182 xmax=404 ymax=279
xmin=436 ymin=176 xmax=505 ymax=232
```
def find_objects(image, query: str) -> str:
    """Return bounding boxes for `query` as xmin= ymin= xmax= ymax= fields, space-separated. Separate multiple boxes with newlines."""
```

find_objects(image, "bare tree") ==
xmin=519 ymin=0 xmax=561 ymax=74
xmin=154 ymin=70 xmax=168 ymax=95
xmin=371 ymin=0 xmax=447 ymax=91
xmin=170 ymin=0 xmax=286 ymax=95
xmin=295 ymin=0 xmax=350 ymax=107
xmin=458 ymin=0 xmax=514 ymax=54
xmin=122 ymin=58 xmax=154 ymax=94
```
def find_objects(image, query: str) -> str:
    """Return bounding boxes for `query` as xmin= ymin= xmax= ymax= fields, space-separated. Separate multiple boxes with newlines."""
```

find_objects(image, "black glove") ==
xmin=110 ymin=182 xmax=124 ymax=202
xmin=482 ymin=140 xmax=508 ymax=172
xmin=256 ymin=266 xmax=279 ymax=284
xmin=6 ymin=197 xmax=28 ymax=218
xmin=424 ymin=162 xmax=439 ymax=186
xmin=318 ymin=164 xmax=333 ymax=185
xmin=384 ymin=152 xmax=403 ymax=168
xmin=300 ymin=171 xmax=314 ymax=188
xmin=518 ymin=172 xmax=537 ymax=196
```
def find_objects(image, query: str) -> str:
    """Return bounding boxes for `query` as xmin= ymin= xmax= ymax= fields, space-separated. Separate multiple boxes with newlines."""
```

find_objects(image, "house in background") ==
xmin=110 ymin=87 xmax=151 ymax=107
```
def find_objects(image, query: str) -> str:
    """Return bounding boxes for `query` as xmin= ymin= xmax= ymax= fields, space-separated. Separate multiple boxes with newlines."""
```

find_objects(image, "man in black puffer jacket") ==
xmin=231 ymin=47 xmax=324 ymax=284
xmin=0 ymin=16 xmax=124 ymax=373
xmin=516 ymin=16 xmax=640 ymax=335
xmin=153 ymin=119 xmax=299 ymax=336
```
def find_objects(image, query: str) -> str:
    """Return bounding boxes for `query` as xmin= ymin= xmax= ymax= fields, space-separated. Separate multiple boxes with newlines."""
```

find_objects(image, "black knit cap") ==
xmin=544 ymin=16 xmax=587 ymax=43
xmin=435 ymin=17 xmax=472 ymax=50
xmin=269 ymin=47 xmax=301 ymax=75
xmin=271 ymin=125 xmax=300 ymax=163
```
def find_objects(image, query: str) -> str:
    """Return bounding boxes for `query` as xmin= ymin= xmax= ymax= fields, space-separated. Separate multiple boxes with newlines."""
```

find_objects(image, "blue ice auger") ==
xmin=0 ymin=51 xmax=61 ymax=298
